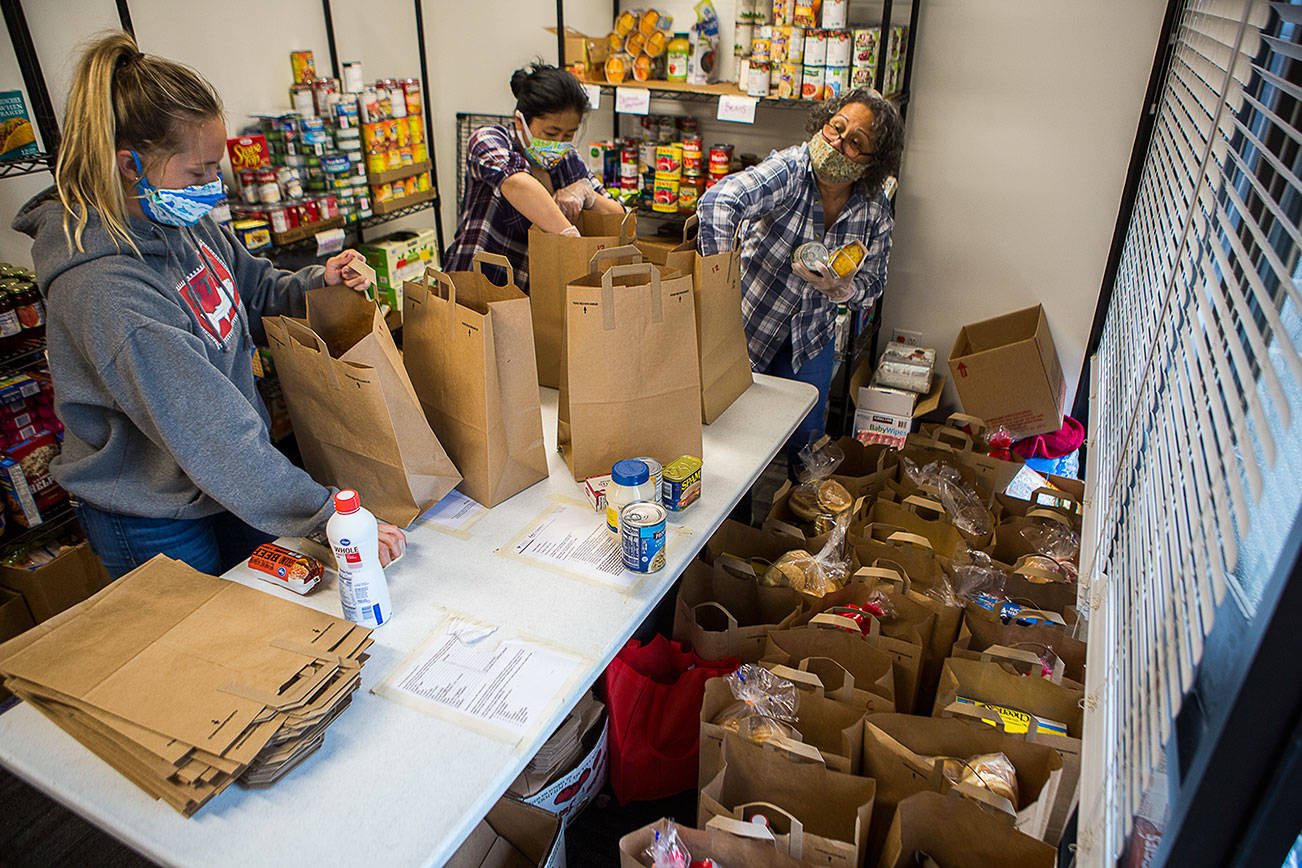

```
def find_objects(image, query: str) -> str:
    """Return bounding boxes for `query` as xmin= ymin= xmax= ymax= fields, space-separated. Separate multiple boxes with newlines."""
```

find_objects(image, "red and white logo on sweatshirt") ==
xmin=176 ymin=241 xmax=242 ymax=347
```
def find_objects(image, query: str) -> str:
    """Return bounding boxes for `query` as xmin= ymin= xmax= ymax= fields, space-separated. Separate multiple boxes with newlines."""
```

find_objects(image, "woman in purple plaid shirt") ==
xmin=697 ymin=88 xmax=904 ymax=463
xmin=444 ymin=63 xmax=624 ymax=292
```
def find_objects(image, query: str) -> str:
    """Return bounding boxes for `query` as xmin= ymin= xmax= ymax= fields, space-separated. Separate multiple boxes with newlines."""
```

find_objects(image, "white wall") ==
xmin=885 ymin=0 xmax=1168 ymax=413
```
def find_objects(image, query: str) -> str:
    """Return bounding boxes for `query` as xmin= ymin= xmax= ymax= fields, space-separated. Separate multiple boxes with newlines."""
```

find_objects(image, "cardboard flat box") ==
xmin=0 ymin=541 xmax=112 ymax=623
xmin=948 ymin=304 xmax=1066 ymax=438
xmin=447 ymin=796 xmax=565 ymax=868
xmin=509 ymin=693 xmax=608 ymax=827
xmin=358 ymin=228 xmax=440 ymax=318
xmin=0 ymin=586 xmax=33 ymax=702
xmin=545 ymin=26 xmax=609 ymax=68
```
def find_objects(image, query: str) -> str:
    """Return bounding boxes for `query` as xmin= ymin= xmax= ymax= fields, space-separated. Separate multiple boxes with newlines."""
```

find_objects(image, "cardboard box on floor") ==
xmin=508 ymin=691 xmax=608 ymax=827
xmin=0 ymin=541 xmax=111 ymax=623
xmin=947 ymin=305 xmax=1066 ymax=438
xmin=447 ymin=796 xmax=565 ymax=868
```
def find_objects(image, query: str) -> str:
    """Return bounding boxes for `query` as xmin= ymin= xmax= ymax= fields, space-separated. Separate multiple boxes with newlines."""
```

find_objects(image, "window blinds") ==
xmin=1078 ymin=0 xmax=1302 ymax=861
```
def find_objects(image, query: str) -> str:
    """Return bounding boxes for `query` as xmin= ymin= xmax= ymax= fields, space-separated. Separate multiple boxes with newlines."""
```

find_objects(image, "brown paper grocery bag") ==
xmin=528 ymin=210 xmax=636 ymax=388
xmin=619 ymin=818 xmax=804 ymax=867
xmin=557 ymin=262 xmax=702 ymax=480
xmin=699 ymin=734 xmax=875 ymax=868
xmin=862 ymin=713 xmax=1063 ymax=851
xmin=879 ymin=791 xmax=1057 ymax=868
xmin=662 ymin=215 xmax=753 ymax=424
xmin=264 ymin=285 xmax=461 ymax=527
xmin=672 ymin=559 xmax=806 ymax=664
xmin=933 ymin=657 xmax=1083 ymax=844
xmin=955 ymin=603 xmax=1086 ymax=686
xmin=403 ymin=255 xmax=548 ymax=507
xmin=760 ymin=625 xmax=898 ymax=711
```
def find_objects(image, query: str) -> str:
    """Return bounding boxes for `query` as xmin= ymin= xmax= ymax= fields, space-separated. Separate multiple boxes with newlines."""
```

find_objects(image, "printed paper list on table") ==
xmin=511 ymin=502 xmax=633 ymax=588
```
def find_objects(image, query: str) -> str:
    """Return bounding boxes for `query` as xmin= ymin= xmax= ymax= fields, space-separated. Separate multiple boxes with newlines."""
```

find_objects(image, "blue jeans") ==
xmin=758 ymin=330 xmax=838 ymax=463
xmin=73 ymin=502 xmax=275 ymax=580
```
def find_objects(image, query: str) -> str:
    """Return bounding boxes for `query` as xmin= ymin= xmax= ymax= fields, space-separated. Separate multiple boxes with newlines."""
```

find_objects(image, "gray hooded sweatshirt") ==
xmin=13 ymin=188 xmax=334 ymax=536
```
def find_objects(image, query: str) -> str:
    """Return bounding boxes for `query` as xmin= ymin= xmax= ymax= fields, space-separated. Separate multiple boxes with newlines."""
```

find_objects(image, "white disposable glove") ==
xmin=554 ymin=180 xmax=598 ymax=222
xmin=793 ymin=259 xmax=857 ymax=303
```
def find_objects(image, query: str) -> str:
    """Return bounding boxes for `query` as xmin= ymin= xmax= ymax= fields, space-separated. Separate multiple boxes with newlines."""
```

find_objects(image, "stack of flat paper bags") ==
xmin=0 ymin=555 xmax=372 ymax=816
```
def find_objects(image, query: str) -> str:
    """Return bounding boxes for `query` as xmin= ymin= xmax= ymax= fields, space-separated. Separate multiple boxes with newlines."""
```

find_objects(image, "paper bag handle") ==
xmin=470 ymin=251 xmax=515 ymax=287
xmin=705 ymin=816 xmax=782 ymax=847
xmin=618 ymin=208 xmax=636 ymax=242
xmin=944 ymin=413 xmax=988 ymax=435
xmin=762 ymin=737 xmax=827 ymax=766
xmin=941 ymin=700 xmax=1007 ymax=731
xmin=1003 ymin=605 xmax=1068 ymax=627
xmin=810 ymin=611 xmax=881 ymax=637
xmin=600 ymin=263 xmax=663 ymax=330
xmin=588 ymin=243 xmax=643 ymax=273
xmin=902 ymin=495 xmax=945 ymax=520
xmin=766 ymin=663 xmax=826 ymax=696
xmin=762 ymin=517 xmax=806 ymax=540
xmin=281 ymin=318 xmax=344 ymax=391
xmin=798 ymin=656 xmax=858 ymax=703
xmin=692 ymin=601 xmax=740 ymax=640
xmin=1026 ymin=508 xmax=1073 ymax=528
xmin=933 ymin=426 xmax=974 ymax=452
xmin=1012 ymin=557 xmax=1063 ymax=584
xmin=853 ymin=565 xmax=910 ymax=594
xmin=887 ymin=530 xmax=933 ymax=551
xmin=981 ymin=643 xmax=1066 ymax=683
xmin=735 ymin=801 xmax=805 ymax=858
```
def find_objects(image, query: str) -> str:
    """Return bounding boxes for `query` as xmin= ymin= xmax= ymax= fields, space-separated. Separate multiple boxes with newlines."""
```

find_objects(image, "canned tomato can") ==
xmin=826 ymin=29 xmax=852 ymax=66
xmin=708 ymin=144 xmax=734 ymax=173
xmin=851 ymin=66 xmax=875 ymax=87
xmin=747 ymin=61 xmax=771 ymax=97
xmin=656 ymin=143 xmax=684 ymax=176
xmin=801 ymin=64 xmax=825 ymax=99
xmin=662 ymin=455 xmax=702 ymax=512
xmin=854 ymin=27 xmax=880 ymax=53
xmin=620 ymin=502 xmax=667 ymax=573
xmin=803 ymin=29 xmax=827 ymax=66
xmin=652 ymin=175 xmax=680 ymax=212
xmin=682 ymin=135 xmax=703 ymax=168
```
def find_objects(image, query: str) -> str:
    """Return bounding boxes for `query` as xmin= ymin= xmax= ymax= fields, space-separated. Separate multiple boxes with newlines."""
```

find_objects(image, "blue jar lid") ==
xmin=611 ymin=459 xmax=650 ymax=486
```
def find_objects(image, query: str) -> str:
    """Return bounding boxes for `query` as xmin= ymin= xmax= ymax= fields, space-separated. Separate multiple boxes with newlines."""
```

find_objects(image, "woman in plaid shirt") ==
xmin=698 ymin=88 xmax=904 ymax=460
xmin=444 ymin=63 xmax=624 ymax=292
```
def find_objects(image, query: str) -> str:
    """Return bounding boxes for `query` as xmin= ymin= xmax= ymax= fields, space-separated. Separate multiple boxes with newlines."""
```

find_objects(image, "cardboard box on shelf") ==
xmin=447 ymin=796 xmax=566 ymax=868
xmin=358 ymin=228 xmax=440 ymax=318
xmin=0 ymin=541 xmax=112 ymax=624
xmin=948 ymin=305 xmax=1066 ymax=438
xmin=545 ymin=26 xmax=610 ymax=69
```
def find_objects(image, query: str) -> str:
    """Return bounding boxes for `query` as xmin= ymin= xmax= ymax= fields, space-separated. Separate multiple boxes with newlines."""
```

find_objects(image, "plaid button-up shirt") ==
xmin=697 ymin=143 xmax=893 ymax=372
xmin=444 ymin=124 xmax=605 ymax=293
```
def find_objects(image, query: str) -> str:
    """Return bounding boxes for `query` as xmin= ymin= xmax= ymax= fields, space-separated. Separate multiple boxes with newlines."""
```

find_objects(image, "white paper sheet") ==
xmin=419 ymin=489 xmax=489 ymax=532
xmin=509 ymin=501 xmax=635 ymax=589
xmin=387 ymin=619 xmax=582 ymax=738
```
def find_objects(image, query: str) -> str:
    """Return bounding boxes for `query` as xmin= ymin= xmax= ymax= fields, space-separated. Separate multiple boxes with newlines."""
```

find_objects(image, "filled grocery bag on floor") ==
xmin=601 ymin=634 xmax=737 ymax=803
xmin=403 ymin=255 xmax=547 ymax=507
xmin=557 ymin=261 xmax=702 ymax=479
xmin=264 ymin=285 xmax=460 ymax=526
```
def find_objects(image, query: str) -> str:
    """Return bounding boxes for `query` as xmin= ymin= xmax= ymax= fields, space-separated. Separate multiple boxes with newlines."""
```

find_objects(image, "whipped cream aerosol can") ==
xmin=327 ymin=489 xmax=392 ymax=627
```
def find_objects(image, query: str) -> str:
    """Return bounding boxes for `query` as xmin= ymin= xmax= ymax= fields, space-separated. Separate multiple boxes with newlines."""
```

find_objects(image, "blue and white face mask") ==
xmin=130 ymin=151 xmax=225 ymax=227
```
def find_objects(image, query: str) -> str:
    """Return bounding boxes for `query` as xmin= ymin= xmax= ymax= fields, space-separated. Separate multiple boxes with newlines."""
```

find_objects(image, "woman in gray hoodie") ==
xmin=14 ymin=32 xmax=405 ymax=578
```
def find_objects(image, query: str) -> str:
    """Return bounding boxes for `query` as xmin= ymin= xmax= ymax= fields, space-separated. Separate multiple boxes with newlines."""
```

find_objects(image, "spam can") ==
xmin=621 ymin=501 xmax=667 ymax=573
xmin=662 ymin=455 xmax=702 ymax=512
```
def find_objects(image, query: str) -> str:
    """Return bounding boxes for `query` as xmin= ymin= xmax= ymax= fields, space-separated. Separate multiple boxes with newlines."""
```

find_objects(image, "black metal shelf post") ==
xmin=1 ymin=0 xmax=59 ymax=180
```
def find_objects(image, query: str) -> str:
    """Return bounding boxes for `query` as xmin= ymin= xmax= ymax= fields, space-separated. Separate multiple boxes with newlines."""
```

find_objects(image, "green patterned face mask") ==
xmin=809 ymin=132 xmax=868 ymax=185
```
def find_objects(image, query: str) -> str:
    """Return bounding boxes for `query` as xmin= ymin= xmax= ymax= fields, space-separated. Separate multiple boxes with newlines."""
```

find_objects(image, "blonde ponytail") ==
xmin=55 ymin=32 xmax=222 ymax=254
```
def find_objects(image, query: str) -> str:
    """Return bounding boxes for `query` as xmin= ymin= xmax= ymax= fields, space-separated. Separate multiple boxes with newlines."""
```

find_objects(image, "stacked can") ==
xmin=824 ymin=29 xmax=851 ymax=99
xmin=621 ymin=141 xmax=641 ymax=205
xmin=707 ymin=143 xmax=733 ymax=190
xmin=679 ymin=134 xmax=705 ymax=212
xmin=851 ymin=27 xmax=880 ymax=89
xmin=801 ymin=28 xmax=825 ymax=99
xmin=652 ymin=142 xmax=681 ymax=213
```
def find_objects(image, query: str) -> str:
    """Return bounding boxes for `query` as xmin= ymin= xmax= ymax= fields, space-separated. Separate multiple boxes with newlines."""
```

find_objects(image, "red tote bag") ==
xmin=601 ymin=635 xmax=739 ymax=804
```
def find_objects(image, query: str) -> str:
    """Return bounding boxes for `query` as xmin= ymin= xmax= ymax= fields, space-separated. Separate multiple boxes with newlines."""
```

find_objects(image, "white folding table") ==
xmin=0 ymin=375 xmax=816 ymax=867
